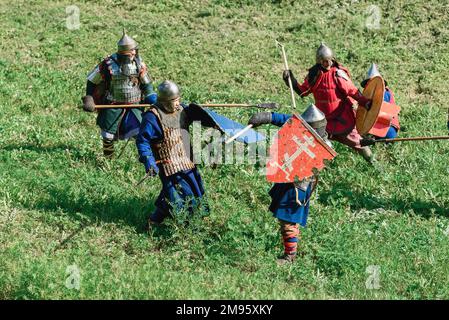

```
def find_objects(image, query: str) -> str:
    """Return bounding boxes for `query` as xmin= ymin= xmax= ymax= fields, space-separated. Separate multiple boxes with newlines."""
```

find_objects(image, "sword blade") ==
xmin=225 ymin=124 xmax=253 ymax=144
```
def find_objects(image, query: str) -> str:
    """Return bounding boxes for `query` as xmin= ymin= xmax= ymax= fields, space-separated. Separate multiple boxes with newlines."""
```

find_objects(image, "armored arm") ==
xmin=271 ymin=112 xmax=292 ymax=127
xmin=82 ymin=64 xmax=105 ymax=112
xmin=138 ymin=62 xmax=157 ymax=105
xmin=336 ymin=69 xmax=370 ymax=108
xmin=248 ymin=112 xmax=292 ymax=128
xmin=136 ymin=112 xmax=163 ymax=175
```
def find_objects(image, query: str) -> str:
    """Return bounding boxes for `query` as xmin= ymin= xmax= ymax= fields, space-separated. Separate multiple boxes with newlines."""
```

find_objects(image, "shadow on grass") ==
xmin=0 ymin=143 xmax=96 ymax=162
xmin=20 ymin=183 xmax=155 ymax=234
xmin=318 ymin=182 xmax=449 ymax=218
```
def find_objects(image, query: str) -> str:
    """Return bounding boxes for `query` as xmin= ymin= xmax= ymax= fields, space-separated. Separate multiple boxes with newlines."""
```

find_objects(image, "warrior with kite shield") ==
xmin=81 ymin=29 xmax=157 ymax=158
xmin=248 ymin=104 xmax=337 ymax=264
xmin=282 ymin=43 xmax=374 ymax=162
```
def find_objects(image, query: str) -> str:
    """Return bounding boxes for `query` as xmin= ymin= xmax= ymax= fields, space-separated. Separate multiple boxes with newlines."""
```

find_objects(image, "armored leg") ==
xmin=277 ymin=220 xmax=300 ymax=265
xmin=358 ymin=146 xmax=374 ymax=163
xmin=147 ymin=208 xmax=171 ymax=231
xmin=330 ymin=128 xmax=375 ymax=163
xmin=102 ymin=138 xmax=115 ymax=158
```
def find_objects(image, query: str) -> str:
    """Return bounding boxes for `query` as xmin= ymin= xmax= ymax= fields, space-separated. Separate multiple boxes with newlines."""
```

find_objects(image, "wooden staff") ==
xmin=223 ymin=41 xmax=293 ymax=143
xmin=276 ymin=40 xmax=297 ymax=110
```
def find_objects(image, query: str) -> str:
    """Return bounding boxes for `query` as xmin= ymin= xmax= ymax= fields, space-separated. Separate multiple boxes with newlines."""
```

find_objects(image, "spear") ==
xmin=95 ymin=103 xmax=279 ymax=109
xmin=361 ymin=135 xmax=449 ymax=146
xmin=94 ymin=104 xmax=153 ymax=109
xmin=200 ymin=103 xmax=278 ymax=109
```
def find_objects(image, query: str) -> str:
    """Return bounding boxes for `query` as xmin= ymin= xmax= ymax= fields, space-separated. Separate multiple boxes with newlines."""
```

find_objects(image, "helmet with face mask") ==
xmin=157 ymin=80 xmax=181 ymax=113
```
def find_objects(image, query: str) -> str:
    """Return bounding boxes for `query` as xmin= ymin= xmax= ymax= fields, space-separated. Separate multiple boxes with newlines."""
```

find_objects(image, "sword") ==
xmin=135 ymin=160 xmax=170 ymax=187
xmin=116 ymin=138 xmax=131 ymax=159
xmin=136 ymin=171 xmax=152 ymax=187
xmin=361 ymin=135 xmax=449 ymax=146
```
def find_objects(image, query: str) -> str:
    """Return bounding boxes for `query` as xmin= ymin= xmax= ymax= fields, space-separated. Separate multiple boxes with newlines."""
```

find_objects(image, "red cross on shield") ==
xmin=266 ymin=114 xmax=337 ymax=183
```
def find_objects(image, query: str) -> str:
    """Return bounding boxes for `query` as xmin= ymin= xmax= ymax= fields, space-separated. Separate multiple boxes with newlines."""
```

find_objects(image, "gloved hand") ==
xmin=248 ymin=112 xmax=272 ymax=128
xmin=82 ymin=95 xmax=96 ymax=112
xmin=282 ymin=70 xmax=297 ymax=87
xmin=282 ymin=70 xmax=302 ymax=95
xmin=364 ymin=100 xmax=372 ymax=111
xmin=360 ymin=137 xmax=376 ymax=147
xmin=141 ymin=156 xmax=159 ymax=176
xmin=144 ymin=93 xmax=158 ymax=105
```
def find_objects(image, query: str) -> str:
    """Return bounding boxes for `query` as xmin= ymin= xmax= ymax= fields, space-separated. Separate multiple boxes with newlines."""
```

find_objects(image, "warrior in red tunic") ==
xmin=282 ymin=43 xmax=374 ymax=162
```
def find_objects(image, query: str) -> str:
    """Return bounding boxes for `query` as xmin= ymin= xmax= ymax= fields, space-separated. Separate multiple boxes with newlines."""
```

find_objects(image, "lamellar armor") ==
xmin=87 ymin=53 xmax=151 ymax=104
xmin=149 ymin=105 xmax=195 ymax=176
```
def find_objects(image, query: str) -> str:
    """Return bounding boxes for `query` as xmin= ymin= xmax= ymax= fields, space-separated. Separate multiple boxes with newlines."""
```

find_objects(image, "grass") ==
xmin=0 ymin=0 xmax=449 ymax=299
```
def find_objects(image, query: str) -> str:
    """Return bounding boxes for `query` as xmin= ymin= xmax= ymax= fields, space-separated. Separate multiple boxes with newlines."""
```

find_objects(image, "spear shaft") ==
xmin=362 ymin=135 xmax=449 ymax=146
xmin=95 ymin=103 xmax=278 ymax=109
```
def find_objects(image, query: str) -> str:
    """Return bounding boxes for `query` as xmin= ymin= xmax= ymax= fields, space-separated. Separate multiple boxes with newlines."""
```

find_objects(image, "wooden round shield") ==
xmin=356 ymin=76 xmax=385 ymax=135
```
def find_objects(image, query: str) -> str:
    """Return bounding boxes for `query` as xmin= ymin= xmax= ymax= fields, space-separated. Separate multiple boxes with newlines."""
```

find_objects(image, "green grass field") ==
xmin=1 ymin=0 xmax=449 ymax=299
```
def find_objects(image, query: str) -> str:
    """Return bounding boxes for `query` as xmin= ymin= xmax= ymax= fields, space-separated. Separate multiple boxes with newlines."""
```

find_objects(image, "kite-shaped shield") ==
xmin=188 ymin=103 xmax=265 ymax=144
xmin=368 ymin=101 xmax=401 ymax=137
xmin=266 ymin=114 xmax=337 ymax=183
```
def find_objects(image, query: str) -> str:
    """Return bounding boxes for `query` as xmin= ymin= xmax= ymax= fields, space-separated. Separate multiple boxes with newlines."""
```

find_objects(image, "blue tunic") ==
xmin=375 ymin=88 xmax=398 ymax=139
xmin=135 ymin=104 xmax=210 ymax=222
xmin=268 ymin=112 xmax=314 ymax=227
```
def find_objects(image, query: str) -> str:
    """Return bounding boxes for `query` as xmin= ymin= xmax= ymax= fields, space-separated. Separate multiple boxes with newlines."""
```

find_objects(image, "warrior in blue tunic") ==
xmin=81 ymin=30 xmax=157 ymax=158
xmin=136 ymin=81 xmax=216 ymax=226
xmin=248 ymin=104 xmax=332 ymax=264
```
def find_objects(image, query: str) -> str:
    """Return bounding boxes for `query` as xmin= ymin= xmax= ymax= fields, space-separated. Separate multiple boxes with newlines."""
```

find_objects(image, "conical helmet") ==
xmin=301 ymin=104 xmax=328 ymax=140
xmin=117 ymin=28 xmax=138 ymax=52
xmin=316 ymin=42 xmax=334 ymax=63
xmin=365 ymin=63 xmax=381 ymax=81
xmin=301 ymin=104 xmax=326 ymax=129
xmin=361 ymin=63 xmax=381 ymax=88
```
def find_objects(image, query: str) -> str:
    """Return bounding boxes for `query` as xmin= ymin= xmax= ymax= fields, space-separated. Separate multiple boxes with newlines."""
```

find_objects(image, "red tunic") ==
xmin=296 ymin=65 xmax=370 ymax=135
